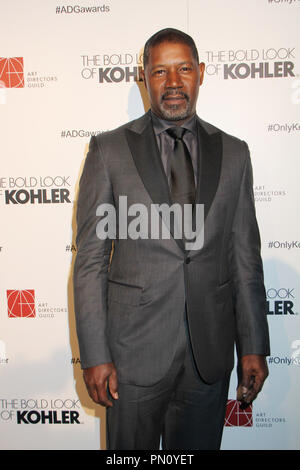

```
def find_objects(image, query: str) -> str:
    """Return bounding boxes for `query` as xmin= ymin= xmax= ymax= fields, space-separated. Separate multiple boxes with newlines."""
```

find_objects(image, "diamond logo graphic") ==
xmin=0 ymin=57 xmax=24 ymax=88
xmin=7 ymin=290 xmax=35 ymax=318
xmin=224 ymin=399 xmax=253 ymax=427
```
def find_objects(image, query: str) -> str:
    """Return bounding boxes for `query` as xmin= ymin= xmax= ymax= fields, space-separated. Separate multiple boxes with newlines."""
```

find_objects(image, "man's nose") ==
xmin=165 ymin=70 xmax=183 ymax=88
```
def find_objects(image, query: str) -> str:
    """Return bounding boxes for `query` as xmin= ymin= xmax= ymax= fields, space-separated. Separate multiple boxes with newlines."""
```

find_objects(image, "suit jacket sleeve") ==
xmin=73 ymin=135 xmax=113 ymax=369
xmin=230 ymin=142 xmax=270 ymax=357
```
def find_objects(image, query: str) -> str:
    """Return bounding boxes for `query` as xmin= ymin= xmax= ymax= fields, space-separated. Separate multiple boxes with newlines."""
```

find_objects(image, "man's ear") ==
xmin=199 ymin=62 xmax=205 ymax=86
xmin=141 ymin=69 xmax=147 ymax=90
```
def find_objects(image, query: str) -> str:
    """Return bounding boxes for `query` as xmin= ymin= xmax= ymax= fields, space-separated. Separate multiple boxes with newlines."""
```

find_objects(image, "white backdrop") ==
xmin=1 ymin=0 xmax=299 ymax=450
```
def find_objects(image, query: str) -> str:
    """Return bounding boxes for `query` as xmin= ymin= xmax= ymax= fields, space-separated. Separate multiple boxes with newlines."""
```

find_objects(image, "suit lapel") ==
xmin=125 ymin=114 xmax=172 ymax=210
xmin=185 ymin=119 xmax=222 ymax=254
xmin=125 ymin=113 xmax=185 ymax=252
xmin=125 ymin=113 xmax=223 ymax=253
xmin=196 ymin=119 xmax=223 ymax=221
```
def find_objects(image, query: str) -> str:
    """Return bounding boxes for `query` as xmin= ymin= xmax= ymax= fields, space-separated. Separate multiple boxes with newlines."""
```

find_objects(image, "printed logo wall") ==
xmin=1 ymin=0 xmax=299 ymax=450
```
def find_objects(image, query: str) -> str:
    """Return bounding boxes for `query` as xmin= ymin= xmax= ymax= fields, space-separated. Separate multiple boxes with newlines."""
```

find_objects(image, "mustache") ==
xmin=161 ymin=90 xmax=189 ymax=101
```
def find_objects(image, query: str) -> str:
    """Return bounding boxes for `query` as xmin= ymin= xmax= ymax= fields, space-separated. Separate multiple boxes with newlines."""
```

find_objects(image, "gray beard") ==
xmin=159 ymin=101 xmax=192 ymax=121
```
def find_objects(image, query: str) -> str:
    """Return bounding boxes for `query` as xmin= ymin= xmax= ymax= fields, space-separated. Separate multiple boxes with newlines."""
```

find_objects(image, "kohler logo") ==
xmin=17 ymin=410 xmax=80 ymax=424
xmin=224 ymin=61 xmax=295 ymax=79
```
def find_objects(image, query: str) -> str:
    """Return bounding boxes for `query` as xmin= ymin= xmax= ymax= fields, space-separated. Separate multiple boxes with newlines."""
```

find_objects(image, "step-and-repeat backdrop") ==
xmin=1 ymin=0 xmax=299 ymax=450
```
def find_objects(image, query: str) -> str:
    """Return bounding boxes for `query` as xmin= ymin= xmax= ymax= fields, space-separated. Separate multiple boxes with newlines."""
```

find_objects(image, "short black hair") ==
xmin=143 ymin=28 xmax=199 ymax=70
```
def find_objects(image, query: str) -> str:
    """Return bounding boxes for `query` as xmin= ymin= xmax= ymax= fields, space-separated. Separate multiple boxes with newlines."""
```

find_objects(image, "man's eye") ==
xmin=153 ymin=69 xmax=165 ymax=76
xmin=180 ymin=66 xmax=192 ymax=72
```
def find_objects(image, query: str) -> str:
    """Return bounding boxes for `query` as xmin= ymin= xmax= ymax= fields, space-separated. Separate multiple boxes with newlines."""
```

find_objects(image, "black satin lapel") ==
xmin=125 ymin=123 xmax=172 ymax=207
xmin=196 ymin=122 xmax=222 ymax=220
xmin=125 ymin=123 xmax=185 ymax=252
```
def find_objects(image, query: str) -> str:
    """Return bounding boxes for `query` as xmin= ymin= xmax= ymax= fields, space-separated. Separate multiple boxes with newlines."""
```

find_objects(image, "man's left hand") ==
xmin=237 ymin=354 xmax=269 ymax=407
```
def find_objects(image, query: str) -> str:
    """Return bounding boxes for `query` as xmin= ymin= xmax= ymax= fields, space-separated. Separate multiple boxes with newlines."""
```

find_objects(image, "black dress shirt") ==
xmin=151 ymin=111 xmax=198 ymax=189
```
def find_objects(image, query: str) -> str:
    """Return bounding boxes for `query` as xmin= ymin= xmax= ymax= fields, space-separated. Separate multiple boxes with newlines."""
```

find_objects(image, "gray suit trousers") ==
xmin=106 ymin=310 xmax=230 ymax=450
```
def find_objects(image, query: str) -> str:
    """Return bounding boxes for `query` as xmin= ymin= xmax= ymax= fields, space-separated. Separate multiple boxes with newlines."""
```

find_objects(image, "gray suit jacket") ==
xmin=73 ymin=111 xmax=270 ymax=385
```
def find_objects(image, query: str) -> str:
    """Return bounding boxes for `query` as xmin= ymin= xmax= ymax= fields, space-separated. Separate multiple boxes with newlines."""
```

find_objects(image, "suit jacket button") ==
xmin=185 ymin=257 xmax=191 ymax=264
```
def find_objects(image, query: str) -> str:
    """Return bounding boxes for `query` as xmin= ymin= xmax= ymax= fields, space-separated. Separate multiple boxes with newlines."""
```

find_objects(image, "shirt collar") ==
xmin=151 ymin=110 xmax=197 ymax=136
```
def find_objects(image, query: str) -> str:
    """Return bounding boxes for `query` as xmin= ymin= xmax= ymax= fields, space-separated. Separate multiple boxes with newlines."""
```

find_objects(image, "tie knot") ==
xmin=166 ymin=127 xmax=186 ymax=141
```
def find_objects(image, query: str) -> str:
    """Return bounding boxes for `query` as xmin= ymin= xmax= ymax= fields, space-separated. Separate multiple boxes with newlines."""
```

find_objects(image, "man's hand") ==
xmin=83 ymin=362 xmax=118 ymax=407
xmin=237 ymin=354 xmax=269 ymax=407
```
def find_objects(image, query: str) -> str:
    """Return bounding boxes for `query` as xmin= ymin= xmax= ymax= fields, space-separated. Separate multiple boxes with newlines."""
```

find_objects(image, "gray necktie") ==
xmin=167 ymin=127 xmax=195 ymax=206
xmin=166 ymin=127 xmax=196 ymax=246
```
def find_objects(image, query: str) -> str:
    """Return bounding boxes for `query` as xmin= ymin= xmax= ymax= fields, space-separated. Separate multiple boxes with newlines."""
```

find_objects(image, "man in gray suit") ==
xmin=73 ymin=28 xmax=270 ymax=450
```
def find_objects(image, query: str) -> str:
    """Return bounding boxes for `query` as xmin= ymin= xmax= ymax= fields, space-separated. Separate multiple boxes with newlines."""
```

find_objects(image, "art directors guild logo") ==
xmin=80 ymin=52 xmax=144 ymax=83
xmin=0 ymin=58 xmax=24 ymax=88
xmin=7 ymin=290 xmax=67 ymax=319
xmin=0 ymin=57 xmax=58 ymax=90
xmin=205 ymin=47 xmax=296 ymax=79
xmin=7 ymin=290 xmax=35 ymax=318
xmin=254 ymin=184 xmax=287 ymax=203
xmin=224 ymin=400 xmax=287 ymax=429
xmin=225 ymin=400 xmax=253 ymax=427
xmin=0 ymin=175 xmax=71 ymax=205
